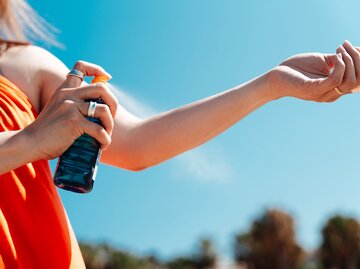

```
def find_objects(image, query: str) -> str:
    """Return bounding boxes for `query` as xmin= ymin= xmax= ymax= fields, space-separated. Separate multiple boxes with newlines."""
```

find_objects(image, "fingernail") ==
xmin=344 ymin=39 xmax=351 ymax=45
xmin=338 ymin=45 xmax=345 ymax=52
xmin=337 ymin=53 xmax=343 ymax=59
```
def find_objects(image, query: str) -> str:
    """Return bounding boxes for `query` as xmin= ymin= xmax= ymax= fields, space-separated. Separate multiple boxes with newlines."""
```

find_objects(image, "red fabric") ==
xmin=0 ymin=76 xmax=85 ymax=269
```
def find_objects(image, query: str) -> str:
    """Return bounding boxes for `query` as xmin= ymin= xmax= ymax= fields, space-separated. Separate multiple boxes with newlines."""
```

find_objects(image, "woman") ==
xmin=0 ymin=0 xmax=359 ymax=268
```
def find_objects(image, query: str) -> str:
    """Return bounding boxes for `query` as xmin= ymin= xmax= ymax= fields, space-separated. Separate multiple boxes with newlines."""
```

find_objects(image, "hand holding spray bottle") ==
xmin=53 ymin=75 xmax=109 ymax=193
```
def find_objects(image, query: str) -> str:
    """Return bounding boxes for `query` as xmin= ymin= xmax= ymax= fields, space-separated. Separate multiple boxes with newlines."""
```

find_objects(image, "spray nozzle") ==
xmin=91 ymin=75 xmax=109 ymax=84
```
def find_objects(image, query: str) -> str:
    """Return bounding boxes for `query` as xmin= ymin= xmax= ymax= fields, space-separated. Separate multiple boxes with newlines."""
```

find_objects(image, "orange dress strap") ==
xmin=0 ymin=75 xmax=85 ymax=269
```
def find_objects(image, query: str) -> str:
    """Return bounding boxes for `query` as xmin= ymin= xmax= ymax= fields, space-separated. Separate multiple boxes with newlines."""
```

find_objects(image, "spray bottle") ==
xmin=53 ymin=75 xmax=109 ymax=193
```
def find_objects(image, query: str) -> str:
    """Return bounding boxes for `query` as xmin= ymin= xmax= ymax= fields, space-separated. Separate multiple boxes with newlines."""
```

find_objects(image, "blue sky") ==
xmin=31 ymin=0 xmax=360 ymax=259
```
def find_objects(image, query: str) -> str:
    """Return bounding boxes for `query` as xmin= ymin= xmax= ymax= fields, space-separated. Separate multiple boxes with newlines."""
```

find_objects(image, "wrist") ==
xmin=252 ymin=70 xmax=283 ymax=103
xmin=229 ymin=72 xmax=277 ymax=113
xmin=265 ymin=68 xmax=288 ymax=101
xmin=20 ymin=127 xmax=44 ymax=162
xmin=0 ymin=129 xmax=41 ymax=175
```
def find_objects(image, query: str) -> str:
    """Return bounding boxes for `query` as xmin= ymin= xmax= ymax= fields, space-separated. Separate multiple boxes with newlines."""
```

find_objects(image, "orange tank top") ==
xmin=0 ymin=76 xmax=85 ymax=268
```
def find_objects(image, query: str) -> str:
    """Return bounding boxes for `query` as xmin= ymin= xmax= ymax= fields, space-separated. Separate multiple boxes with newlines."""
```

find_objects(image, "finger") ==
xmin=318 ymin=53 xmax=345 ymax=91
xmin=336 ymin=45 xmax=356 ymax=93
xmin=318 ymin=88 xmax=342 ymax=102
xmin=72 ymin=83 xmax=118 ymax=118
xmin=324 ymin=54 xmax=336 ymax=69
xmin=63 ymin=60 xmax=112 ymax=88
xmin=343 ymin=40 xmax=360 ymax=85
xmin=326 ymin=94 xmax=341 ymax=103
xmin=77 ymin=102 xmax=114 ymax=135
xmin=355 ymin=45 xmax=360 ymax=87
xmin=74 ymin=61 xmax=112 ymax=78
xmin=351 ymin=86 xmax=360 ymax=93
xmin=80 ymin=118 xmax=112 ymax=150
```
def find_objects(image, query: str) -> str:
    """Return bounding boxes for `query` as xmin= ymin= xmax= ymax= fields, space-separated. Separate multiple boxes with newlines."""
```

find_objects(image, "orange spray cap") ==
xmin=91 ymin=75 xmax=109 ymax=84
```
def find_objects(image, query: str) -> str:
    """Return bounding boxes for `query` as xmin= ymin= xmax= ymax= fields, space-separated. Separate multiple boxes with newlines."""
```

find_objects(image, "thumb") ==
xmin=318 ymin=53 xmax=345 ymax=91
xmin=62 ymin=60 xmax=112 ymax=88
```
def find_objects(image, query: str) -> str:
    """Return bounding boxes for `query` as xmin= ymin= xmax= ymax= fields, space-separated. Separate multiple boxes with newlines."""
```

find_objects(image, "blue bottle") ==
xmin=53 ymin=76 xmax=108 ymax=193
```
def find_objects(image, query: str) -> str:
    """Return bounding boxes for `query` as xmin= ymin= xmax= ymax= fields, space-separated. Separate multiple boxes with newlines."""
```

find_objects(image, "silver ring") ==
xmin=66 ymin=69 xmax=84 ymax=81
xmin=334 ymin=87 xmax=343 ymax=95
xmin=87 ymin=101 xmax=97 ymax=118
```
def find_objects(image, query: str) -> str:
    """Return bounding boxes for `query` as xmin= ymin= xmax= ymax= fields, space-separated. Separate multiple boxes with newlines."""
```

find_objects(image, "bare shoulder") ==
xmin=0 ymin=45 xmax=67 ymax=82
xmin=0 ymin=45 xmax=69 ymax=112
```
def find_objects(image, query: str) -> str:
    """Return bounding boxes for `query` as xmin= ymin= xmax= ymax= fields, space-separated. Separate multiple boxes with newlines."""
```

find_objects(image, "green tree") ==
xmin=167 ymin=257 xmax=198 ymax=269
xmin=234 ymin=209 xmax=304 ymax=269
xmin=195 ymin=239 xmax=217 ymax=269
xmin=79 ymin=242 xmax=161 ymax=269
xmin=167 ymin=238 xmax=217 ymax=269
xmin=320 ymin=215 xmax=360 ymax=269
xmin=234 ymin=233 xmax=251 ymax=263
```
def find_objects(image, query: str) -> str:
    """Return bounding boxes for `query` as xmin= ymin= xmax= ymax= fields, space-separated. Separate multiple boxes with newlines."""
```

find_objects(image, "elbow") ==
xmin=128 ymin=156 xmax=165 ymax=172
xmin=111 ymin=157 xmax=149 ymax=172
xmin=123 ymin=145 xmax=170 ymax=172
xmin=101 ymin=151 xmax=150 ymax=172
xmin=107 ymin=130 xmax=158 ymax=172
xmin=118 ymin=151 xmax=152 ymax=172
xmin=128 ymin=165 xmax=148 ymax=172
xmin=127 ymin=154 xmax=158 ymax=171
xmin=124 ymin=153 xmax=161 ymax=172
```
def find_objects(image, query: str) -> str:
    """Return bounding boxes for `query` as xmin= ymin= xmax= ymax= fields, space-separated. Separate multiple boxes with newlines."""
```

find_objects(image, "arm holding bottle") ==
xmin=2 ymin=41 xmax=360 ymax=174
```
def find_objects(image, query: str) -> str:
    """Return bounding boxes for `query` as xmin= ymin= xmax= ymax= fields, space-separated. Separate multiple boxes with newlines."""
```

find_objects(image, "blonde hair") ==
xmin=0 ymin=0 xmax=61 ymax=47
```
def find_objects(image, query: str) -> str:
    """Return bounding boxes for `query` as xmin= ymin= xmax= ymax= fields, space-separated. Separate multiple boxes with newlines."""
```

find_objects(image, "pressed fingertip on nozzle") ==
xmin=91 ymin=75 xmax=109 ymax=84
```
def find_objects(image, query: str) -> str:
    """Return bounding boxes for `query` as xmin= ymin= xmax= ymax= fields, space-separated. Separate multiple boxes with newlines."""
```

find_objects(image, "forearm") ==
xmin=0 ymin=130 xmax=38 ymax=175
xmin=104 ymin=72 xmax=275 ymax=171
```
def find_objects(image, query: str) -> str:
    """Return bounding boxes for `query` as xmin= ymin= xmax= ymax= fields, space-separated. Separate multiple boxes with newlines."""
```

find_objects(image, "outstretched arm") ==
xmin=102 ymin=52 xmax=346 ymax=171
xmin=106 ymin=41 xmax=360 ymax=171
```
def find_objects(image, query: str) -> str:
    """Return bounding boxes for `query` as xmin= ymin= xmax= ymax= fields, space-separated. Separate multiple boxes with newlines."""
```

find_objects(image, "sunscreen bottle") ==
xmin=53 ymin=75 xmax=108 ymax=193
